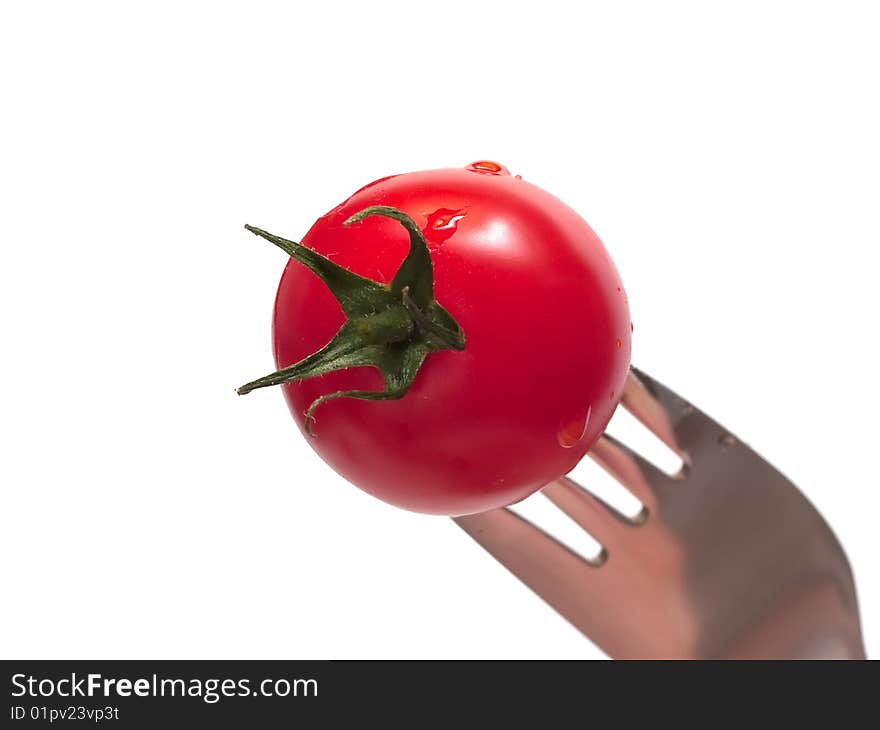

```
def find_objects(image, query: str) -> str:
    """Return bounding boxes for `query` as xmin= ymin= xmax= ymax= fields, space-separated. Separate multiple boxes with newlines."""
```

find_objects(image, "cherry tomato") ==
xmin=269 ymin=162 xmax=631 ymax=515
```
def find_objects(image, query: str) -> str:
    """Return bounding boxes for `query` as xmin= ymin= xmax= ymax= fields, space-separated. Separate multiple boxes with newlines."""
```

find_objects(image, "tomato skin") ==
xmin=272 ymin=164 xmax=631 ymax=515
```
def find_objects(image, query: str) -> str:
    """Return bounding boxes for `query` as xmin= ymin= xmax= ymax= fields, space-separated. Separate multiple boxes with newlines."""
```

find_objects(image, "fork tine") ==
xmin=620 ymin=367 xmax=687 ymax=457
xmin=453 ymin=508 xmax=625 ymax=648
xmin=625 ymin=366 xmax=724 ymax=453
xmin=541 ymin=476 xmax=642 ymax=545
xmin=588 ymin=432 xmax=677 ymax=507
xmin=454 ymin=508 xmax=689 ymax=658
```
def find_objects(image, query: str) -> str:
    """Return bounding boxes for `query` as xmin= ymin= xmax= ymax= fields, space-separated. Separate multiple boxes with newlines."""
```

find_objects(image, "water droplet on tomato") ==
xmin=616 ymin=338 xmax=622 ymax=349
xmin=630 ymin=322 xmax=634 ymax=332
xmin=424 ymin=208 xmax=466 ymax=244
xmin=466 ymin=160 xmax=510 ymax=176
xmin=514 ymin=174 xmax=522 ymax=180
xmin=558 ymin=406 xmax=592 ymax=448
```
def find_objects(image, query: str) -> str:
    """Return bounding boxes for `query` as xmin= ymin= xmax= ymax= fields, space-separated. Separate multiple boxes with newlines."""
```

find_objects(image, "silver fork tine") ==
xmin=454 ymin=508 xmax=631 ymax=652
xmin=588 ymin=432 xmax=676 ymax=508
xmin=454 ymin=504 xmax=692 ymax=658
xmin=625 ymin=366 xmax=727 ymax=454
xmin=627 ymin=365 xmax=696 ymax=423
xmin=542 ymin=476 xmax=643 ymax=545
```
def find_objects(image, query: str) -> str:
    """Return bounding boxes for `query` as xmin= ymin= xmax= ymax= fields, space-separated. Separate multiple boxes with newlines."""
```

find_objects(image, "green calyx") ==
xmin=237 ymin=205 xmax=466 ymax=436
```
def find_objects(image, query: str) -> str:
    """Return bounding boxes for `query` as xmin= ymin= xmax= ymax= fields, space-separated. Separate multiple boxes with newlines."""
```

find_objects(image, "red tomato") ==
xmin=270 ymin=162 xmax=631 ymax=515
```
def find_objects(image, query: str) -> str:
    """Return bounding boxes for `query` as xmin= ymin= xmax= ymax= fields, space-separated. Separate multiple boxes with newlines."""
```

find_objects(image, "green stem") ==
xmin=401 ymin=288 xmax=465 ymax=351
xmin=236 ymin=309 xmax=413 ymax=396
xmin=239 ymin=205 xmax=467 ymax=435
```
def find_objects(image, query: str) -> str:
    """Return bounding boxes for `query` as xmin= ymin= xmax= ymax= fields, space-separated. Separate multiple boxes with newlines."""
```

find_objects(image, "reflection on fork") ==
xmin=454 ymin=367 xmax=865 ymax=659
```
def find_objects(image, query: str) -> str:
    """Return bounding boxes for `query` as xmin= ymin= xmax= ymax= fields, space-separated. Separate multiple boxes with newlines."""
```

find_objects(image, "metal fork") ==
xmin=454 ymin=366 xmax=866 ymax=659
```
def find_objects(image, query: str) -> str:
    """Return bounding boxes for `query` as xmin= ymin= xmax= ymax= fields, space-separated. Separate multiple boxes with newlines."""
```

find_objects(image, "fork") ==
xmin=454 ymin=366 xmax=866 ymax=659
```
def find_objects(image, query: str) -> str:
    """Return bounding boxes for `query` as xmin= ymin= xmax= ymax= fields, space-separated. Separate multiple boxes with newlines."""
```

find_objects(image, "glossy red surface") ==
xmin=273 ymin=164 xmax=631 ymax=515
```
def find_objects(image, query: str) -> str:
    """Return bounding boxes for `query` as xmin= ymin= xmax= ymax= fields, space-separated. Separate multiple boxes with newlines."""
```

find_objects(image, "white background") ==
xmin=2 ymin=1 xmax=877 ymax=659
